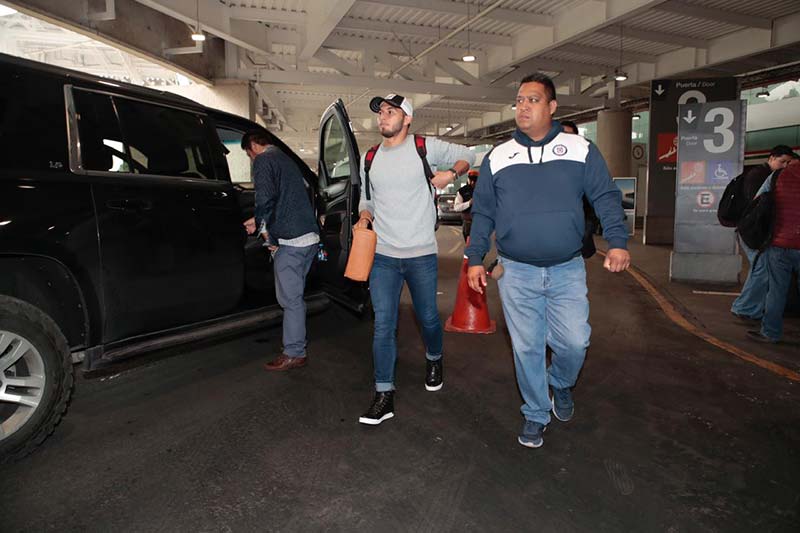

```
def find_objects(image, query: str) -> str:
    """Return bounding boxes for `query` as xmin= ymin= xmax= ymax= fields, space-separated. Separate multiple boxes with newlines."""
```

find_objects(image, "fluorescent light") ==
xmin=445 ymin=126 xmax=453 ymax=132
xmin=756 ymin=90 xmax=769 ymax=99
xmin=511 ymin=105 xmax=516 ymax=110
xmin=614 ymin=70 xmax=628 ymax=82
xmin=632 ymin=114 xmax=641 ymax=120
xmin=191 ymin=32 xmax=206 ymax=42
xmin=462 ymin=54 xmax=476 ymax=62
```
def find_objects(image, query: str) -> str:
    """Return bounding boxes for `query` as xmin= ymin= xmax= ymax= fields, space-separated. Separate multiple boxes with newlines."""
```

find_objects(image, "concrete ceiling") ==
xmin=2 ymin=0 xmax=799 ymax=156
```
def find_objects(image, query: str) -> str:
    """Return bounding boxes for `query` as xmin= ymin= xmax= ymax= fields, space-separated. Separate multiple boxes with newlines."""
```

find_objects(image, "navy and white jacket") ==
xmin=466 ymin=122 xmax=628 ymax=268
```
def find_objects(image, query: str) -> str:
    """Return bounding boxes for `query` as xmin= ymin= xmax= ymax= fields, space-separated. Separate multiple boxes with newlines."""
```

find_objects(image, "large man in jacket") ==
xmin=466 ymin=73 xmax=630 ymax=449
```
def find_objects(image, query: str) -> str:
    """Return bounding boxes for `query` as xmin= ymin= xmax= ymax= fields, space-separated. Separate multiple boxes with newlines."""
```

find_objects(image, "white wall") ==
xmin=162 ymin=80 xmax=253 ymax=120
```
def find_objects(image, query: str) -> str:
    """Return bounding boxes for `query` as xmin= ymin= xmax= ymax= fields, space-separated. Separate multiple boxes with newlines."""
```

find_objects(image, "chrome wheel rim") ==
xmin=0 ymin=330 xmax=45 ymax=441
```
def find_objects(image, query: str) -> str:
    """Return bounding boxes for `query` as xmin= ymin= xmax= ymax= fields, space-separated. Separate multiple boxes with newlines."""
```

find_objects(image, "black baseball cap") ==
xmin=369 ymin=94 xmax=413 ymax=116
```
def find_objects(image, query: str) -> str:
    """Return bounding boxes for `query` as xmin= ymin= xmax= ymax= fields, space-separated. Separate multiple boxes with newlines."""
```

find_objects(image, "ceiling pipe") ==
xmin=346 ymin=0 xmax=507 ymax=111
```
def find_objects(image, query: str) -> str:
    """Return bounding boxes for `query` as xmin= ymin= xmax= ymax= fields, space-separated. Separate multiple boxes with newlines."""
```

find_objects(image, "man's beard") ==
xmin=380 ymin=122 xmax=404 ymax=138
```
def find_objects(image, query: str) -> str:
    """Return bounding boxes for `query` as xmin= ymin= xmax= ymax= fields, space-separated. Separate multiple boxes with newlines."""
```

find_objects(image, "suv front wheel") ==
xmin=0 ymin=296 xmax=73 ymax=462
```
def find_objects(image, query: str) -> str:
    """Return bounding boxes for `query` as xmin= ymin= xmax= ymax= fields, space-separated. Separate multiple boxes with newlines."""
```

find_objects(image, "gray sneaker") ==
xmin=517 ymin=420 xmax=545 ymax=448
xmin=551 ymin=387 xmax=574 ymax=422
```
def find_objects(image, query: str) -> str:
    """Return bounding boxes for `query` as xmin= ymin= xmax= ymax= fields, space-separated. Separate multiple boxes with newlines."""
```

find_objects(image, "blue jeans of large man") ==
xmin=497 ymin=255 xmax=591 ymax=425
xmin=731 ymin=235 xmax=768 ymax=319
xmin=273 ymin=244 xmax=318 ymax=357
xmin=761 ymin=246 xmax=800 ymax=341
xmin=369 ymin=253 xmax=443 ymax=392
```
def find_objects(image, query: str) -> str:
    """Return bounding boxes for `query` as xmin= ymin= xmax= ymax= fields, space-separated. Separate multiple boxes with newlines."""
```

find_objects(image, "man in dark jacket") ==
xmin=465 ymin=73 xmax=630 ymax=449
xmin=748 ymin=158 xmax=800 ymax=343
xmin=731 ymin=145 xmax=795 ymax=320
xmin=242 ymin=131 xmax=319 ymax=371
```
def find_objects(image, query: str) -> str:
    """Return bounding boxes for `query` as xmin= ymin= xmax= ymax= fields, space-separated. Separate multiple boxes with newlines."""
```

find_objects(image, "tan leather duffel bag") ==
xmin=344 ymin=225 xmax=377 ymax=281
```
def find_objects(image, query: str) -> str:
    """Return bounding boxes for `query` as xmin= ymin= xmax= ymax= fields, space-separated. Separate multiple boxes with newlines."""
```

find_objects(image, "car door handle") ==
xmin=106 ymin=199 xmax=153 ymax=212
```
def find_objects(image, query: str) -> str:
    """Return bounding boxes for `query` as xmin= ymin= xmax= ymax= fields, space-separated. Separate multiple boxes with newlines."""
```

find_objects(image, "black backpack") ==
xmin=736 ymin=169 xmax=781 ymax=251
xmin=717 ymin=171 xmax=748 ymax=227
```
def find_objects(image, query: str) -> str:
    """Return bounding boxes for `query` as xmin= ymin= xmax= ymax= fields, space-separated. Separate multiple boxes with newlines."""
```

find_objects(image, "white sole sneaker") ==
xmin=517 ymin=436 xmax=543 ymax=448
xmin=358 ymin=412 xmax=394 ymax=425
xmin=425 ymin=382 xmax=443 ymax=391
xmin=551 ymin=397 xmax=573 ymax=422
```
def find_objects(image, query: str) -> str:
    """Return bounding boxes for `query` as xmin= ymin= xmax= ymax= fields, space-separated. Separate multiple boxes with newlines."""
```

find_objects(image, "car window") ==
xmin=72 ymin=90 xmax=127 ymax=172
xmin=320 ymin=114 xmax=350 ymax=184
xmin=72 ymin=89 xmax=216 ymax=179
xmin=0 ymin=65 xmax=69 ymax=172
xmin=114 ymin=98 xmax=215 ymax=179
xmin=216 ymin=127 xmax=252 ymax=184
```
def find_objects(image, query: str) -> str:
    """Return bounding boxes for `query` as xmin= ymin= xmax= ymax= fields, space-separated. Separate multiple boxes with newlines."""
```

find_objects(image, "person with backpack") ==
xmin=729 ymin=145 xmax=795 ymax=320
xmin=747 ymin=157 xmax=800 ymax=343
xmin=355 ymin=94 xmax=474 ymax=425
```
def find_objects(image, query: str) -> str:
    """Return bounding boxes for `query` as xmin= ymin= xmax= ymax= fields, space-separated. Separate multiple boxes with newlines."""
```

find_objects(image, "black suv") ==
xmin=0 ymin=53 xmax=368 ymax=460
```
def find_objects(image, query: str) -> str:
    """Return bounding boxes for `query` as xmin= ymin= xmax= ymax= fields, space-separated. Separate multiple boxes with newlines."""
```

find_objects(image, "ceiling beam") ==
xmin=298 ymin=0 xmax=357 ymax=60
xmin=653 ymin=0 xmax=772 ymax=30
xmin=338 ymin=16 xmax=513 ymax=47
xmin=489 ymin=57 xmax=609 ymax=87
xmin=239 ymin=67 xmax=603 ymax=107
xmin=227 ymin=5 xmax=306 ymax=25
xmin=356 ymin=0 xmax=553 ymax=27
xmin=314 ymin=47 xmax=361 ymax=76
xmin=325 ymin=35 xmax=472 ymax=59
xmin=596 ymin=25 xmax=707 ymax=49
xmin=558 ymin=43 xmax=657 ymax=64
xmin=432 ymin=50 xmax=480 ymax=85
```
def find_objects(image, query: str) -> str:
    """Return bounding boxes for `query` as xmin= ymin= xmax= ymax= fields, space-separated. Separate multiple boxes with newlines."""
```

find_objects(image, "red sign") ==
xmin=657 ymin=133 xmax=677 ymax=163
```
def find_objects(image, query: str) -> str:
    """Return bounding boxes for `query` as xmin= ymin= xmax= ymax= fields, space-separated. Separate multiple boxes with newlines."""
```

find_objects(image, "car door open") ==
xmin=316 ymin=99 xmax=370 ymax=313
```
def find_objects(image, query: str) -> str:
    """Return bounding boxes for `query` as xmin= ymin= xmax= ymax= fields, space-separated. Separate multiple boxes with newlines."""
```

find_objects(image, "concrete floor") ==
xmin=2 ymin=226 xmax=799 ymax=532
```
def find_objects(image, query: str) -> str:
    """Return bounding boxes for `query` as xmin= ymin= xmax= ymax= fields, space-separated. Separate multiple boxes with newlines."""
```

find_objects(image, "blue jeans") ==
xmin=761 ymin=247 xmax=800 ymax=341
xmin=369 ymin=253 xmax=443 ymax=392
xmin=731 ymin=235 xmax=768 ymax=319
xmin=273 ymin=244 xmax=318 ymax=357
xmin=497 ymin=256 xmax=591 ymax=425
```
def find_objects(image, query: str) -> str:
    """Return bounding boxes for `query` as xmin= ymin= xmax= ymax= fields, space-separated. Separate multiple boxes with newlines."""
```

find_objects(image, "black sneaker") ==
xmin=425 ymin=359 xmax=443 ymax=391
xmin=358 ymin=391 xmax=395 ymax=425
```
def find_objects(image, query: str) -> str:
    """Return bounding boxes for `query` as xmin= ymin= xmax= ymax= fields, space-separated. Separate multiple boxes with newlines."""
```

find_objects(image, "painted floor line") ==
xmin=596 ymin=250 xmax=800 ymax=382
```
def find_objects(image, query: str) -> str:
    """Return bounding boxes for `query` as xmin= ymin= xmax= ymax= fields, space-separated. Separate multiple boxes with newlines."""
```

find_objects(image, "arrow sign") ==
xmin=655 ymin=83 xmax=665 ymax=96
xmin=683 ymin=109 xmax=696 ymax=124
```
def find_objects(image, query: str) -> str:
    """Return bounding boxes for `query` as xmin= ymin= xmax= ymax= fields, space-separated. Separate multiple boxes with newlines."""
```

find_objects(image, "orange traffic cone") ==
xmin=445 ymin=247 xmax=496 ymax=334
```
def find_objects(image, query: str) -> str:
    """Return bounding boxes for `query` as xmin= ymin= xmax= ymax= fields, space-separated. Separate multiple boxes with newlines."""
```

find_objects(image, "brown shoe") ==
xmin=264 ymin=354 xmax=308 ymax=371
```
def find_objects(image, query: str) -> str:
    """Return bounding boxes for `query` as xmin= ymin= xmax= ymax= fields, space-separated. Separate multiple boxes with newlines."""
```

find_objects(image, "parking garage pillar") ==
xmin=596 ymin=109 xmax=632 ymax=178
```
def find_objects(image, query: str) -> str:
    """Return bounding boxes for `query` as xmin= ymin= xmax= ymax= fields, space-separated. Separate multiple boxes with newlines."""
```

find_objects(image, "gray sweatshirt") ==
xmin=359 ymin=135 xmax=475 ymax=258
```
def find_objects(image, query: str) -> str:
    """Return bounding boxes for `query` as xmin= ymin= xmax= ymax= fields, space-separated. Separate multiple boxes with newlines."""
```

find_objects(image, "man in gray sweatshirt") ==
xmin=355 ymin=94 xmax=475 ymax=425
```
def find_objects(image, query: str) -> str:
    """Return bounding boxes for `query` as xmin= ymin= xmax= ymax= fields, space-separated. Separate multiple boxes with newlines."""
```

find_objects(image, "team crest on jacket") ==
xmin=553 ymin=144 xmax=568 ymax=156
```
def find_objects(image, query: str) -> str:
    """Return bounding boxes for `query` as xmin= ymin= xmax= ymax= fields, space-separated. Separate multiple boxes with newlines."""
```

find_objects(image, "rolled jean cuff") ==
xmin=426 ymin=352 xmax=442 ymax=361
xmin=375 ymin=382 xmax=395 ymax=392
xmin=284 ymin=352 xmax=306 ymax=358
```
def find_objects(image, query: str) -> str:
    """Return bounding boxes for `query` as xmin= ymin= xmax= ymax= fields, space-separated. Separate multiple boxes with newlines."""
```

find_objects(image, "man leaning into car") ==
xmin=242 ymin=131 xmax=320 ymax=371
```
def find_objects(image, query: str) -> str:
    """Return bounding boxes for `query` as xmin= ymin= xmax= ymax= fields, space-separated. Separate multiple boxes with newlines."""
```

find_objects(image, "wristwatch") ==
xmin=448 ymin=167 xmax=459 ymax=179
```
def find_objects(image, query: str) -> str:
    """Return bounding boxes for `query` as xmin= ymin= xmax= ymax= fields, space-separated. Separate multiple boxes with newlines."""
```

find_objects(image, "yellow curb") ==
xmin=596 ymin=250 xmax=800 ymax=383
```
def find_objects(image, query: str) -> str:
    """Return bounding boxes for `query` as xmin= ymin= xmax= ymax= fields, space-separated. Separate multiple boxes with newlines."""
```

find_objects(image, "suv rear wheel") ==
xmin=0 ymin=296 xmax=73 ymax=462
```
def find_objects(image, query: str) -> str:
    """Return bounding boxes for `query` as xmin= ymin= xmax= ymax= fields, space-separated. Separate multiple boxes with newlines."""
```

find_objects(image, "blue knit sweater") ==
xmin=466 ymin=122 xmax=628 ymax=267
xmin=253 ymin=146 xmax=318 ymax=244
